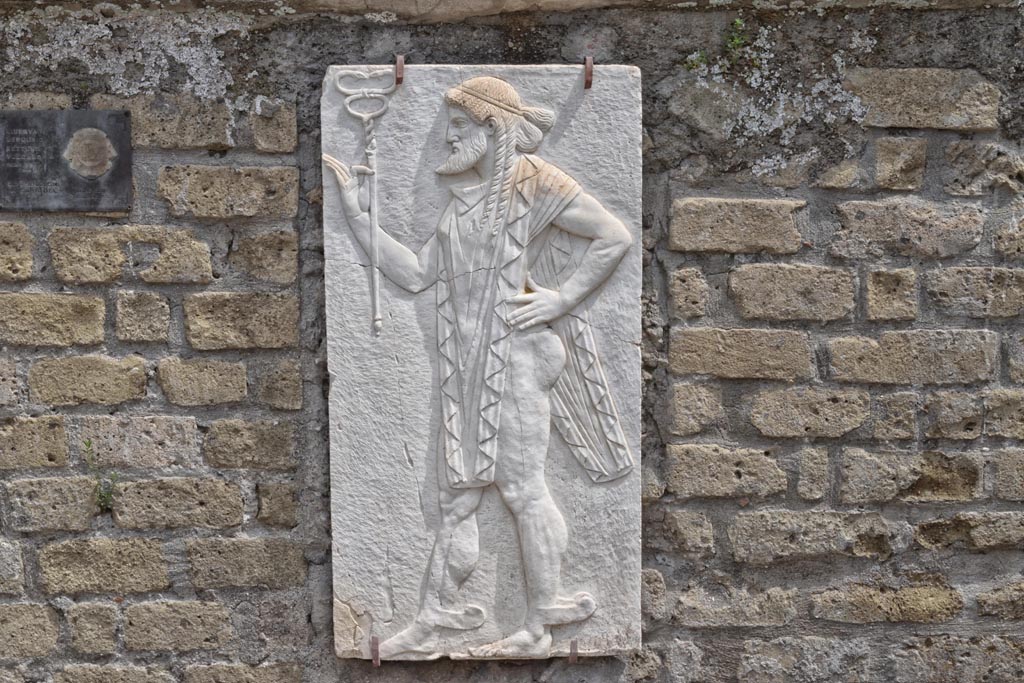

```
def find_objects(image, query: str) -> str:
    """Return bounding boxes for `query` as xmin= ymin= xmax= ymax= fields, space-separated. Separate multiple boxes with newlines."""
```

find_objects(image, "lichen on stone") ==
xmin=0 ymin=7 xmax=250 ymax=98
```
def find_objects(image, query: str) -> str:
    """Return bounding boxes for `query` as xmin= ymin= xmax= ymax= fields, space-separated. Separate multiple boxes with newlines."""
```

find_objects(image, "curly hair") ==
xmin=445 ymin=77 xmax=555 ymax=234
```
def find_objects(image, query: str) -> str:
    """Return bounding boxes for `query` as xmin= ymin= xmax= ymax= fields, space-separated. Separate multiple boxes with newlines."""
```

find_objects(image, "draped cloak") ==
xmin=435 ymin=154 xmax=634 ymax=489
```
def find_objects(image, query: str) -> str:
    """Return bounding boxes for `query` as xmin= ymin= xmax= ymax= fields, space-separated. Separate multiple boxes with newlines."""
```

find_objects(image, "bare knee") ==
xmin=438 ymin=488 xmax=482 ymax=524
xmin=498 ymin=478 xmax=550 ymax=515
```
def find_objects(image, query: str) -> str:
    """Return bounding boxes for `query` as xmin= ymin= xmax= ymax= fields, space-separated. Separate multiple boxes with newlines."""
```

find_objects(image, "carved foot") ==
xmin=431 ymin=604 xmax=486 ymax=630
xmin=377 ymin=621 xmax=442 ymax=660
xmin=467 ymin=628 xmax=553 ymax=659
xmin=536 ymin=592 xmax=597 ymax=625
xmin=378 ymin=604 xmax=486 ymax=661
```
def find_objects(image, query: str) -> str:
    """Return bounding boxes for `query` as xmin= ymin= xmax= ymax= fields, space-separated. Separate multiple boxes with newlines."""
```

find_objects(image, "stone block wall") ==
xmin=0 ymin=89 xmax=312 ymax=683
xmin=0 ymin=3 xmax=1022 ymax=682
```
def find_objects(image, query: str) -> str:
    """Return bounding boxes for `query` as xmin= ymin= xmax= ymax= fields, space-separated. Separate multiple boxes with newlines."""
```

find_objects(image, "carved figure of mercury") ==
xmin=324 ymin=75 xmax=634 ymax=659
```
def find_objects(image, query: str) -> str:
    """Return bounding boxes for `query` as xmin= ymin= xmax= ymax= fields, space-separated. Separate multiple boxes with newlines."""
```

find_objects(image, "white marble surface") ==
xmin=323 ymin=65 xmax=641 ymax=660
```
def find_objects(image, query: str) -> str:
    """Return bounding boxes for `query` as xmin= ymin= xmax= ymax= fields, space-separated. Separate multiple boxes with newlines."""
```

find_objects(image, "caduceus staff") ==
xmin=323 ymin=68 xmax=398 ymax=336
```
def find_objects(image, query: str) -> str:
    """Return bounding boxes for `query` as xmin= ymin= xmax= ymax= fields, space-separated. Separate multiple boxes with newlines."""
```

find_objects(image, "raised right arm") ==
xmin=324 ymin=155 xmax=436 ymax=293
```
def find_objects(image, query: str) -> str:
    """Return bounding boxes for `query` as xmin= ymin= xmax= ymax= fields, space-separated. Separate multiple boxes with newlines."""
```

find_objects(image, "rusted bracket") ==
xmin=395 ymin=53 xmax=405 ymax=86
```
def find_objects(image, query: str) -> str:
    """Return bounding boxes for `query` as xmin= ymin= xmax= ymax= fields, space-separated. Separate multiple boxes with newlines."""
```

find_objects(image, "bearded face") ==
xmin=436 ymin=107 xmax=491 ymax=175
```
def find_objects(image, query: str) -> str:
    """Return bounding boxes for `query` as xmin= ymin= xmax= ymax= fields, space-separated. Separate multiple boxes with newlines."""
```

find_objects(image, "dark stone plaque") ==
xmin=0 ymin=110 xmax=132 ymax=212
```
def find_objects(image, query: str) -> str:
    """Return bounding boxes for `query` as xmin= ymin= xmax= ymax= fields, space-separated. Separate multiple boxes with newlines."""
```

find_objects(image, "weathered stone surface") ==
xmin=872 ymin=393 xmax=919 ymax=440
xmin=666 ymin=72 xmax=749 ymax=142
xmin=840 ymin=449 xmax=981 ymax=504
xmin=675 ymin=586 xmax=797 ymax=627
xmin=738 ymin=637 xmax=872 ymax=683
xmin=665 ymin=444 xmax=786 ymax=499
xmin=0 ymin=416 xmax=67 ymax=469
xmin=184 ymin=663 xmax=302 ymax=683
xmin=113 ymin=478 xmax=243 ymax=529
xmin=253 ymin=594 xmax=309 ymax=651
xmin=875 ymin=136 xmax=927 ymax=190
xmin=91 ymin=93 xmax=234 ymax=150
xmin=978 ymin=582 xmax=1024 ymax=619
xmin=890 ymin=636 xmax=1024 ymax=683
xmin=642 ymin=461 xmax=666 ymax=504
xmin=1008 ymin=332 xmax=1024 ymax=382
xmin=230 ymin=231 xmax=298 ymax=284
xmin=670 ymin=328 xmax=814 ymax=380
xmin=92 ymin=0 xmax=1022 ymax=19
xmin=0 ymin=357 xmax=16 ymax=406
xmin=996 ymin=214 xmax=1024 ymax=260
xmin=0 ymin=540 xmax=23 ymax=595
xmin=915 ymin=513 xmax=1024 ymax=550
xmin=6 ymin=91 xmax=71 ymax=109
xmin=651 ymin=509 xmax=715 ymax=557
xmin=49 ymin=229 xmax=124 ymax=283
xmin=124 ymin=226 xmax=213 ymax=284
xmin=750 ymin=387 xmax=869 ymax=438
xmin=204 ymin=420 xmax=295 ymax=470
xmin=257 ymin=360 xmax=302 ymax=410
xmin=828 ymin=330 xmax=998 ymax=385
xmin=730 ymin=511 xmax=907 ymax=564
xmin=924 ymin=391 xmax=983 ymax=439
xmin=925 ymin=267 xmax=1024 ymax=317
xmin=184 ymin=293 xmax=299 ymax=349
xmin=123 ymin=601 xmax=232 ymax=652
xmin=50 ymin=226 xmax=212 ymax=285
xmin=188 ymin=538 xmax=306 ymax=588
xmin=729 ymin=264 xmax=855 ymax=321
xmin=250 ymin=98 xmax=299 ymax=154
xmin=54 ymin=666 xmax=174 ymax=683
xmin=668 ymin=267 xmax=708 ymax=319
xmin=995 ymin=450 xmax=1024 ymax=501
xmin=640 ymin=568 xmax=668 ymax=622
xmin=0 ymin=604 xmax=58 ymax=657
xmin=5 ymin=477 xmax=97 ymax=531
xmin=812 ymin=577 xmax=962 ymax=623
xmin=158 ymin=165 xmax=299 ymax=219
xmin=845 ymin=68 xmax=1000 ymax=130
xmin=0 ymin=293 xmax=104 ymax=346
xmin=68 ymin=603 xmax=118 ymax=655
xmin=39 ymin=538 xmax=169 ymax=594
xmin=832 ymin=199 xmax=984 ymax=259
xmin=985 ymin=389 xmax=1024 ymax=439
xmin=669 ymin=383 xmax=722 ymax=436
xmin=157 ymin=358 xmax=247 ymax=406
xmin=867 ymin=269 xmax=918 ymax=321
xmin=669 ymin=198 xmax=804 ymax=254
xmin=78 ymin=416 xmax=199 ymax=468
xmin=944 ymin=141 xmax=1024 ymax=196
xmin=30 ymin=355 xmax=147 ymax=405
xmin=0 ymin=223 xmax=31 ymax=281
xmin=625 ymin=644 xmax=665 ymax=682
xmin=116 ymin=291 xmax=170 ymax=342
xmin=664 ymin=639 xmax=706 ymax=683
xmin=257 ymin=483 xmax=298 ymax=527
xmin=815 ymin=158 xmax=866 ymax=190
xmin=797 ymin=448 xmax=828 ymax=501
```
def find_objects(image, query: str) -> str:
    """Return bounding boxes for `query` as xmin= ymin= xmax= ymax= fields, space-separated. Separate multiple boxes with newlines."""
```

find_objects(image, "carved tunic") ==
xmin=436 ymin=154 xmax=633 ymax=489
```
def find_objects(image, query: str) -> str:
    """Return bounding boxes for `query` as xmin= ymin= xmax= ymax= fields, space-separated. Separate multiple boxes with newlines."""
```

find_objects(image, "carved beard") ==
xmin=436 ymin=129 xmax=489 ymax=175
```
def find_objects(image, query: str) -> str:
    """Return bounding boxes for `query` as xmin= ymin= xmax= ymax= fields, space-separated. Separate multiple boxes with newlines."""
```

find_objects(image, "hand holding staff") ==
xmin=324 ymin=67 xmax=398 ymax=336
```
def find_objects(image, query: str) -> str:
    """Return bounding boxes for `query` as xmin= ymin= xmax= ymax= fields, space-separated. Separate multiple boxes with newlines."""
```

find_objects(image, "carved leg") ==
xmin=470 ymin=327 xmax=595 ymax=660
xmin=471 ymin=478 xmax=592 ymax=658
xmin=379 ymin=486 xmax=485 ymax=660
